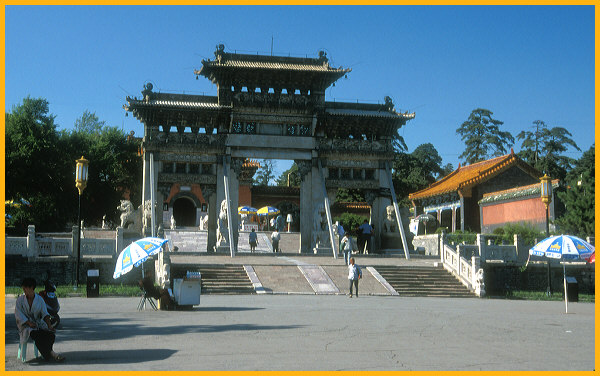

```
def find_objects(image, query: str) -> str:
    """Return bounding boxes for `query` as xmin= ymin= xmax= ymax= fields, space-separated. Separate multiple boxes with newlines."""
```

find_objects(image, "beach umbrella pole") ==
xmin=563 ymin=263 xmax=568 ymax=314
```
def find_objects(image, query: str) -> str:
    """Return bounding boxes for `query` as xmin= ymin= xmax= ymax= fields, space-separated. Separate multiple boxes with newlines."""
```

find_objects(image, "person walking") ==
xmin=347 ymin=257 xmax=362 ymax=298
xmin=336 ymin=221 xmax=345 ymax=254
xmin=340 ymin=232 xmax=353 ymax=265
xmin=358 ymin=219 xmax=373 ymax=254
xmin=249 ymin=229 xmax=258 ymax=252
xmin=271 ymin=230 xmax=281 ymax=252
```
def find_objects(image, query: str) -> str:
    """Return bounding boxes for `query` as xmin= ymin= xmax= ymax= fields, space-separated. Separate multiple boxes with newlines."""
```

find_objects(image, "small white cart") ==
xmin=172 ymin=271 xmax=201 ymax=308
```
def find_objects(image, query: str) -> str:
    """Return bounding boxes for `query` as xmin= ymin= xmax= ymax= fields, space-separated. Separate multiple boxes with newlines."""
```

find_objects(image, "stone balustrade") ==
xmin=6 ymin=225 xmax=126 ymax=259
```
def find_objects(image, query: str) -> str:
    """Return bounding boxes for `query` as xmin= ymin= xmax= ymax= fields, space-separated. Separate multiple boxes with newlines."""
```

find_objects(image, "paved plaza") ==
xmin=5 ymin=294 xmax=595 ymax=371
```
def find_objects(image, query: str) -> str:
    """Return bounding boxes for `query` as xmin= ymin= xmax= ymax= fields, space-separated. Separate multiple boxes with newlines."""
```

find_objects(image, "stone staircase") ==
xmin=374 ymin=265 xmax=475 ymax=298
xmin=166 ymin=229 xmax=281 ymax=253
xmin=172 ymin=264 xmax=255 ymax=295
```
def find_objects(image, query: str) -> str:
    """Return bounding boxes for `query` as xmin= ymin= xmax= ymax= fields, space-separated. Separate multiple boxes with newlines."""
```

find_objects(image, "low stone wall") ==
xmin=483 ymin=262 xmax=595 ymax=296
xmin=5 ymin=255 xmax=144 ymax=287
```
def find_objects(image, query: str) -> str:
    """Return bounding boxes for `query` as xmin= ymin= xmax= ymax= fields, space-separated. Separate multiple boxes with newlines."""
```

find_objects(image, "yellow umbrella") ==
xmin=257 ymin=206 xmax=280 ymax=216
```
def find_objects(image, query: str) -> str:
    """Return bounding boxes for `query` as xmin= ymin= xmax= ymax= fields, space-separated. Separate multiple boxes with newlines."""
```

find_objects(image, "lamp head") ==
xmin=540 ymin=174 xmax=552 ymax=207
xmin=75 ymin=156 xmax=89 ymax=195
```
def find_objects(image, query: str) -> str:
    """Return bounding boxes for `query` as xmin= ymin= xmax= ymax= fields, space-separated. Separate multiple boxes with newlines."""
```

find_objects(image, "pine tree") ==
xmin=253 ymin=159 xmax=276 ymax=186
xmin=456 ymin=108 xmax=514 ymax=164
xmin=555 ymin=145 xmax=595 ymax=237
xmin=517 ymin=120 xmax=580 ymax=182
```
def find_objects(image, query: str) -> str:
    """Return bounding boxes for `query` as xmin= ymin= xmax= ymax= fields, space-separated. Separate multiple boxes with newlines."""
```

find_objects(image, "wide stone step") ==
xmin=171 ymin=264 xmax=255 ymax=295
xmin=374 ymin=265 xmax=474 ymax=298
xmin=396 ymin=293 xmax=475 ymax=298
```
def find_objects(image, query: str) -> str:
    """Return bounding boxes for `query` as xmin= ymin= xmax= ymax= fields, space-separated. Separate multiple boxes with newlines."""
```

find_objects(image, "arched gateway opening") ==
xmin=173 ymin=198 xmax=196 ymax=227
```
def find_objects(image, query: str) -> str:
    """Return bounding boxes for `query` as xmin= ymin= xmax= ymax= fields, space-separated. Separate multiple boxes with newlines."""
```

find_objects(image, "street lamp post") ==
xmin=540 ymin=174 xmax=552 ymax=296
xmin=75 ymin=156 xmax=89 ymax=289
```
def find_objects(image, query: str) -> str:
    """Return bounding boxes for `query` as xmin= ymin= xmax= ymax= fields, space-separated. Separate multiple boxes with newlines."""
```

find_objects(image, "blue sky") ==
xmin=5 ymin=6 xmax=595 ymax=178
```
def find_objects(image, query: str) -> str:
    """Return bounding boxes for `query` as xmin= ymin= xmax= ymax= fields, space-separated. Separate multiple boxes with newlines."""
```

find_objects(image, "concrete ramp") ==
xmin=297 ymin=265 xmax=339 ymax=294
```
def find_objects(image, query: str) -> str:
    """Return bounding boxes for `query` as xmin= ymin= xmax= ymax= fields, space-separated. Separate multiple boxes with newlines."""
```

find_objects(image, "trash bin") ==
xmin=86 ymin=269 xmax=100 ymax=298
xmin=563 ymin=276 xmax=578 ymax=302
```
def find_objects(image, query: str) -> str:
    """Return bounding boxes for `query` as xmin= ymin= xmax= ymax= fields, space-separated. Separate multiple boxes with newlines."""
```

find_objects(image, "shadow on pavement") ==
xmin=193 ymin=306 xmax=264 ymax=312
xmin=19 ymin=316 xmax=305 ymax=344
xmin=7 ymin=309 xmax=301 ymax=345
xmin=22 ymin=349 xmax=177 ymax=366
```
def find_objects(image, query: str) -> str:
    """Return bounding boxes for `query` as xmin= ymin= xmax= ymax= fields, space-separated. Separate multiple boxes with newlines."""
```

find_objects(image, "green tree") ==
xmin=411 ymin=143 xmax=444 ymax=178
xmin=491 ymin=223 xmax=544 ymax=246
xmin=74 ymin=110 xmax=105 ymax=134
xmin=441 ymin=163 xmax=455 ymax=177
xmin=517 ymin=120 xmax=580 ymax=181
xmin=456 ymin=108 xmax=515 ymax=164
xmin=516 ymin=120 xmax=547 ymax=164
xmin=335 ymin=189 xmax=365 ymax=203
xmin=65 ymin=111 xmax=142 ymax=226
xmin=391 ymin=143 xmax=446 ymax=205
xmin=5 ymin=97 xmax=73 ymax=232
xmin=253 ymin=159 xmax=276 ymax=186
xmin=332 ymin=213 xmax=367 ymax=235
xmin=5 ymin=102 xmax=142 ymax=232
xmin=555 ymin=145 xmax=595 ymax=237
xmin=276 ymin=162 xmax=300 ymax=187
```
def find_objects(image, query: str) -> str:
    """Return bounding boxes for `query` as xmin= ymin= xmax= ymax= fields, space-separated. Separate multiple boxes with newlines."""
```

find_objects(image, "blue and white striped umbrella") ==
xmin=113 ymin=237 xmax=169 ymax=279
xmin=238 ymin=206 xmax=258 ymax=215
xmin=529 ymin=235 xmax=594 ymax=261
xmin=529 ymin=235 xmax=594 ymax=313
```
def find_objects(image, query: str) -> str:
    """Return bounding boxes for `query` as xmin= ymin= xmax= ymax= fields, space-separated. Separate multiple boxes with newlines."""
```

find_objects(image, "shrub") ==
xmin=445 ymin=230 xmax=478 ymax=245
xmin=491 ymin=222 xmax=544 ymax=246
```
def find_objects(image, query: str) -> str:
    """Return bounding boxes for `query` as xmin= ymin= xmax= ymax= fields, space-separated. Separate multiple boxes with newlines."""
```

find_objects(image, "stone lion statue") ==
xmin=142 ymin=200 xmax=155 ymax=232
xmin=217 ymin=199 xmax=229 ymax=245
xmin=312 ymin=203 xmax=329 ymax=249
xmin=118 ymin=200 xmax=143 ymax=233
xmin=475 ymin=268 xmax=486 ymax=296
xmin=383 ymin=205 xmax=397 ymax=233
xmin=200 ymin=214 xmax=209 ymax=230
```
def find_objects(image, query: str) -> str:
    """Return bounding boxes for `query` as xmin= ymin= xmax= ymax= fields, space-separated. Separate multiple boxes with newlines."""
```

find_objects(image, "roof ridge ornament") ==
xmin=142 ymin=82 xmax=153 ymax=102
xmin=215 ymin=44 xmax=225 ymax=62
xmin=384 ymin=96 xmax=394 ymax=111
xmin=318 ymin=50 xmax=328 ymax=64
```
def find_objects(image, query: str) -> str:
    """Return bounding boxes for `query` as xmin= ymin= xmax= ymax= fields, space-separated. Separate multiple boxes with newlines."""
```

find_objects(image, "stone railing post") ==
xmin=457 ymin=245 xmax=462 ymax=276
xmin=439 ymin=230 xmax=445 ymax=264
xmin=476 ymin=233 xmax=484 ymax=259
xmin=27 ymin=225 xmax=37 ymax=259
xmin=116 ymin=227 xmax=124 ymax=258
xmin=72 ymin=225 xmax=79 ymax=258
xmin=471 ymin=255 xmax=484 ymax=297
xmin=514 ymin=233 xmax=521 ymax=262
